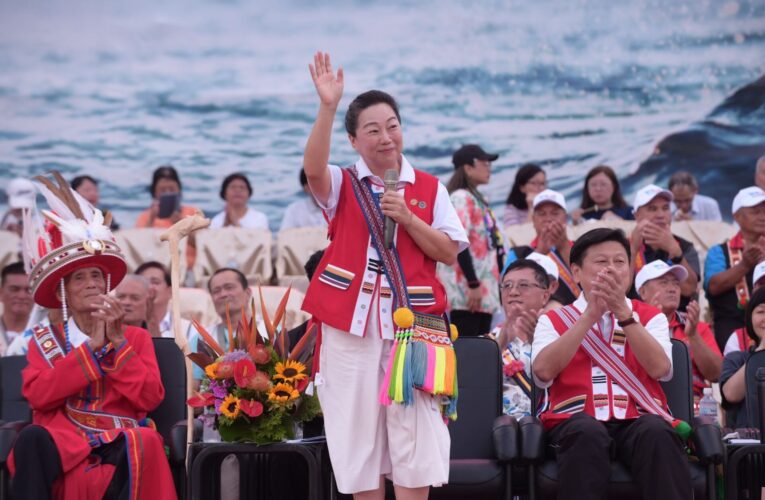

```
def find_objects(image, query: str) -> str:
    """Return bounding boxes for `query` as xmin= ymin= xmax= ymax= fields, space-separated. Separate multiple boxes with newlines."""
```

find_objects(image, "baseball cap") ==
xmin=527 ymin=252 xmax=559 ymax=281
xmin=635 ymin=260 xmax=689 ymax=291
xmin=6 ymin=178 xmax=36 ymax=210
xmin=532 ymin=189 xmax=567 ymax=211
xmin=452 ymin=144 xmax=499 ymax=169
xmin=753 ymin=260 xmax=765 ymax=286
xmin=633 ymin=184 xmax=673 ymax=213
xmin=732 ymin=186 xmax=765 ymax=215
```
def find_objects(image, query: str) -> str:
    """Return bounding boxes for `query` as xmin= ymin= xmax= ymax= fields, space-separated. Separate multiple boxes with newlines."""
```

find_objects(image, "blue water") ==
xmin=0 ymin=0 xmax=763 ymax=227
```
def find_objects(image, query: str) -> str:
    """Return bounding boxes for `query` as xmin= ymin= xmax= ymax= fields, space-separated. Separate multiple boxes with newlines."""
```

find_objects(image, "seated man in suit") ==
xmin=532 ymin=227 xmax=691 ymax=500
xmin=9 ymin=173 xmax=175 ymax=499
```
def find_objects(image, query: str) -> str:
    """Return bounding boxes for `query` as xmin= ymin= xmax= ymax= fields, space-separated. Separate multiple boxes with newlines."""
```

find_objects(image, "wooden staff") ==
xmin=160 ymin=213 xmax=211 ymax=464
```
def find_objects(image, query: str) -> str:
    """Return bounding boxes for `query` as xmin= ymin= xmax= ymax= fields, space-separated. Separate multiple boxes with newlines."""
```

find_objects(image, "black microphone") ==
xmin=383 ymin=169 xmax=399 ymax=249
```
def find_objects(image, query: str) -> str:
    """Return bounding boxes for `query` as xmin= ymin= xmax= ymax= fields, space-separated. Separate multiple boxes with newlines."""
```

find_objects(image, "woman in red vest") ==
xmin=301 ymin=52 xmax=468 ymax=500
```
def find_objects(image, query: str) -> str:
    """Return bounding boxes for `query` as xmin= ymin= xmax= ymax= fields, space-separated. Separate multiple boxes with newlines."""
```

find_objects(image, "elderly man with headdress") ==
xmin=8 ymin=173 xmax=176 ymax=499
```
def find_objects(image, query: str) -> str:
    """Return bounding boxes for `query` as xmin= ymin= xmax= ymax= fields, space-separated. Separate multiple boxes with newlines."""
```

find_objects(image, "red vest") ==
xmin=302 ymin=167 xmax=446 ymax=334
xmin=735 ymin=327 xmax=752 ymax=352
xmin=540 ymin=300 xmax=669 ymax=430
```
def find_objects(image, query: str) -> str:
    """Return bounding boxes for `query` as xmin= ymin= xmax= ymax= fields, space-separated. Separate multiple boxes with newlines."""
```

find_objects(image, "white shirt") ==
xmin=279 ymin=197 xmax=327 ymax=232
xmin=210 ymin=207 xmax=269 ymax=229
xmin=319 ymin=156 xmax=469 ymax=252
xmin=671 ymin=194 xmax=722 ymax=222
xmin=313 ymin=156 xmax=469 ymax=338
xmin=531 ymin=293 xmax=673 ymax=388
xmin=159 ymin=310 xmax=194 ymax=340
xmin=723 ymin=330 xmax=741 ymax=356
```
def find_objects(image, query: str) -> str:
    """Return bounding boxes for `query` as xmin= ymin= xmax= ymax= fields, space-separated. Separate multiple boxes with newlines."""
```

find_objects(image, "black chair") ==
xmin=430 ymin=336 xmax=518 ymax=500
xmin=0 ymin=338 xmax=187 ymax=500
xmin=520 ymin=339 xmax=724 ymax=500
xmin=725 ymin=350 xmax=765 ymax=499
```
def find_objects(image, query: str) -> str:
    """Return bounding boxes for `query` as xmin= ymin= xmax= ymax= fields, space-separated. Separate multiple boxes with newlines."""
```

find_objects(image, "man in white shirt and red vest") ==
xmin=301 ymin=53 xmax=468 ymax=499
xmin=532 ymin=227 xmax=691 ymax=500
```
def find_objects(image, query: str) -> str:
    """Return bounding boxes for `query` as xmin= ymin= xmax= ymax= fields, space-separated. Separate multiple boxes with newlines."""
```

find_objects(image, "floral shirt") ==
xmin=491 ymin=325 xmax=533 ymax=418
xmin=438 ymin=189 xmax=501 ymax=314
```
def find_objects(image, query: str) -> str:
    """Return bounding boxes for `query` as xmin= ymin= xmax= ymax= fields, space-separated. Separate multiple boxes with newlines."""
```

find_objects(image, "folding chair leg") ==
xmin=527 ymin=464 xmax=536 ymax=500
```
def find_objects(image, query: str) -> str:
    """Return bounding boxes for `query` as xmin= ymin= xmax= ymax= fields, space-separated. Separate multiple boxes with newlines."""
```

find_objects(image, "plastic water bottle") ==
xmin=698 ymin=387 xmax=718 ymax=423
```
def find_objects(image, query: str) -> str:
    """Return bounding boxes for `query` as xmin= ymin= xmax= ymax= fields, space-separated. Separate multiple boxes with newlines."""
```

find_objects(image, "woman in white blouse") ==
xmin=210 ymin=173 xmax=269 ymax=229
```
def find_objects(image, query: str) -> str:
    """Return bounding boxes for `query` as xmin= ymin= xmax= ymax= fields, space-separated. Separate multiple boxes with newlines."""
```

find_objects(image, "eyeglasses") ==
xmin=500 ymin=280 xmax=546 ymax=293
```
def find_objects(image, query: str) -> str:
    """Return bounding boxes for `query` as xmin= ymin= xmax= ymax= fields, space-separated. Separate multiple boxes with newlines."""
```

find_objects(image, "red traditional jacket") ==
xmin=668 ymin=312 xmax=722 ymax=398
xmin=302 ymin=167 xmax=446 ymax=335
xmin=9 ymin=325 xmax=176 ymax=500
xmin=540 ymin=300 xmax=669 ymax=430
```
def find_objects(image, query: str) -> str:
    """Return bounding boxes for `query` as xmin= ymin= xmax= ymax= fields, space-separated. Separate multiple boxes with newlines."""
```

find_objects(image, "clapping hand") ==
xmin=91 ymin=294 xmax=126 ymax=349
xmin=589 ymin=266 xmax=631 ymax=320
xmin=309 ymin=52 xmax=344 ymax=109
xmin=684 ymin=300 xmax=700 ymax=338
xmin=742 ymin=236 xmax=765 ymax=269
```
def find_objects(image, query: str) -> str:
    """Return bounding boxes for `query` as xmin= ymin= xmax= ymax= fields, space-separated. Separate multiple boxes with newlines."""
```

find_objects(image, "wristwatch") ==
xmin=467 ymin=280 xmax=481 ymax=289
xmin=617 ymin=316 xmax=637 ymax=328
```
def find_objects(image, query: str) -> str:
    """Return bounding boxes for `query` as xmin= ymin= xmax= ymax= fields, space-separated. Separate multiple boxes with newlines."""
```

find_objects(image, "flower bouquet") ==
xmin=186 ymin=287 xmax=321 ymax=444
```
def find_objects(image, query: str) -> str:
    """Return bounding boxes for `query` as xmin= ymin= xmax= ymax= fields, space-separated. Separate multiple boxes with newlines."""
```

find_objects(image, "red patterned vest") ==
xmin=302 ymin=167 xmax=447 ymax=335
xmin=540 ymin=300 xmax=669 ymax=430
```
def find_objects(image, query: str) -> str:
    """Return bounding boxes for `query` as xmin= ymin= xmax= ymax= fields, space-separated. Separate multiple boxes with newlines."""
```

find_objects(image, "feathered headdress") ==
xmin=23 ymin=171 xmax=127 ymax=309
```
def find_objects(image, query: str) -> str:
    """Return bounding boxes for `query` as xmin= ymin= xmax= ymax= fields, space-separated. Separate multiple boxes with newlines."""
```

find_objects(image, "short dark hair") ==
xmin=135 ymin=261 xmax=171 ymax=286
xmin=505 ymin=164 xmax=545 ymax=209
xmin=745 ymin=286 xmax=765 ymax=345
xmin=219 ymin=172 xmax=252 ymax=200
xmin=207 ymin=268 xmax=248 ymax=293
xmin=299 ymin=168 xmax=308 ymax=187
xmin=304 ymin=250 xmax=325 ymax=281
xmin=344 ymin=90 xmax=401 ymax=137
xmin=668 ymin=171 xmax=698 ymax=191
xmin=580 ymin=165 xmax=627 ymax=210
xmin=71 ymin=175 xmax=98 ymax=191
xmin=570 ymin=228 xmax=631 ymax=267
xmin=1 ymin=262 xmax=26 ymax=287
xmin=150 ymin=165 xmax=182 ymax=198
xmin=502 ymin=259 xmax=550 ymax=289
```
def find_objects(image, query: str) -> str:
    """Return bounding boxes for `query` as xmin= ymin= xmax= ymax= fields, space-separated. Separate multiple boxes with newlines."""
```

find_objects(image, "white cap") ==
xmin=732 ymin=186 xmax=765 ymax=215
xmin=633 ymin=184 xmax=673 ymax=213
xmin=753 ymin=260 xmax=765 ymax=286
xmin=526 ymin=252 xmax=559 ymax=281
xmin=533 ymin=189 xmax=567 ymax=211
xmin=6 ymin=178 xmax=36 ymax=209
xmin=635 ymin=259 xmax=689 ymax=291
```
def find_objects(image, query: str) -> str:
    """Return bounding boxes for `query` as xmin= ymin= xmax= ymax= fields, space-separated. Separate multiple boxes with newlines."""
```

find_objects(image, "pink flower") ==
xmin=239 ymin=399 xmax=264 ymax=418
xmin=503 ymin=360 xmax=525 ymax=378
xmin=187 ymin=392 xmax=215 ymax=408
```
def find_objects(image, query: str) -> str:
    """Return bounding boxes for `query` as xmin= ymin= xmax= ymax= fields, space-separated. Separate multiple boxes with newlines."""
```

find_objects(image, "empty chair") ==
xmin=114 ymin=228 xmax=185 ymax=274
xmin=178 ymin=287 xmax=218 ymax=328
xmin=0 ymin=231 xmax=20 ymax=271
xmin=274 ymin=227 xmax=328 ymax=291
xmin=250 ymin=286 xmax=309 ymax=331
xmin=194 ymin=228 xmax=273 ymax=286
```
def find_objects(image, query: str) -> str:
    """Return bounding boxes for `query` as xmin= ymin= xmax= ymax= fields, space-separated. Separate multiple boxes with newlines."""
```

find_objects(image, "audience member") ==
xmin=210 ymin=172 xmax=269 ymax=229
xmin=192 ymin=267 xmax=253 ymax=384
xmin=504 ymin=189 xmax=580 ymax=307
xmin=113 ymin=274 xmax=152 ymax=332
xmin=70 ymin=175 xmax=120 ymax=229
xmin=0 ymin=262 xmax=34 ymax=355
xmin=279 ymin=168 xmax=328 ymax=231
xmin=532 ymin=228 xmax=690 ymax=500
xmin=491 ymin=259 xmax=550 ymax=418
xmin=1 ymin=178 xmax=36 ymax=237
xmin=525 ymin=251 xmax=565 ymax=311
xmin=572 ymin=165 xmax=633 ymax=224
xmin=723 ymin=260 xmax=765 ymax=355
xmin=503 ymin=163 xmax=546 ymax=226
xmin=135 ymin=165 xmax=199 ymax=228
xmin=720 ymin=286 xmax=765 ymax=429
xmin=629 ymin=184 xmax=700 ymax=310
xmin=287 ymin=249 xmax=324 ymax=349
xmin=5 ymin=308 xmax=62 ymax=356
xmin=135 ymin=261 xmax=194 ymax=339
xmin=705 ymin=186 xmax=765 ymax=349
xmin=755 ymin=156 xmax=765 ymax=191
xmin=636 ymin=260 xmax=722 ymax=402
xmin=668 ymin=171 xmax=722 ymax=222
xmin=440 ymin=144 xmax=503 ymax=336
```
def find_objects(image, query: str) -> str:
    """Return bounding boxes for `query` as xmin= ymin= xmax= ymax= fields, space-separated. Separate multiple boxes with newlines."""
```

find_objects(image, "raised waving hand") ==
xmin=309 ymin=52 xmax=344 ymax=108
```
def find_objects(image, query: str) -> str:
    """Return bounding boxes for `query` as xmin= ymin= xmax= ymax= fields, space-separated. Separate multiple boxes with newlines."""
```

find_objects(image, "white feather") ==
xmin=34 ymin=182 xmax=77 ymax=222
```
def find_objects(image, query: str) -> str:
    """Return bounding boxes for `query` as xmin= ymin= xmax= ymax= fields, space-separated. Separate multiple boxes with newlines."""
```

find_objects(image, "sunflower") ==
xmin=220 ymin=394 xmax=241 ymax=419
xmin=205 ymin=362 xmax=219 ymax=380
xmin=273 ymin=359 xmax=307 ymax=383
xmin=268 ymin=382 xmax=299 ymax=404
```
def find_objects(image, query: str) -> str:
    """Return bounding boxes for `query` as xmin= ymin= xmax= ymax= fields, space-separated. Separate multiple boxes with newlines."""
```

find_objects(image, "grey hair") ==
xmin=116 ymin=274 xmax=150 ymax=293
xmin=668 ymin=171 xmax=698 ymax=191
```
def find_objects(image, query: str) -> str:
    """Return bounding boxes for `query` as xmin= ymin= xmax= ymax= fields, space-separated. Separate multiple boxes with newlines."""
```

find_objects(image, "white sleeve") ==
xmin=209 ymin=211 xmax=224 ymax=229
xmin=723 ymin=331 xmax=740 ymax=356
xmin=644 ymin=312 xmax=674 ymax=381
xmin=312 ymin=164 xmax=343 ymax=221
xmin=530 ymin=314 xmax=560 ymax=389
xmin=432 ymin=182 xmax=469 ymax=251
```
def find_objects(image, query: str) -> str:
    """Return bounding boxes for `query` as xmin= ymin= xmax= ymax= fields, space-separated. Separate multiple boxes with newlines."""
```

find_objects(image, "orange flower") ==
xmin=205 ymin=363 xmax=219 ymax=380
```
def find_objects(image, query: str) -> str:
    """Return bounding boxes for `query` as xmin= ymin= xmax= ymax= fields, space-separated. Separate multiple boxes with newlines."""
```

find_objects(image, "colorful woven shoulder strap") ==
xmin=346 ymin=166 xmax=410 ymax=310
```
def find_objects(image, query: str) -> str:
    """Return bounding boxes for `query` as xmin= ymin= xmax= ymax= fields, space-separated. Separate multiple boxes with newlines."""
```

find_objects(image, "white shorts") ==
xmin=316 ymin=324 xmax=450 ymax=494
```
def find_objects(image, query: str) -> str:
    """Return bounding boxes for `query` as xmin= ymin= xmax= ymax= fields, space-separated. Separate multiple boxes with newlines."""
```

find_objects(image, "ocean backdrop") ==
xmin=1 ymin=0 xmax=764 ymax=228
